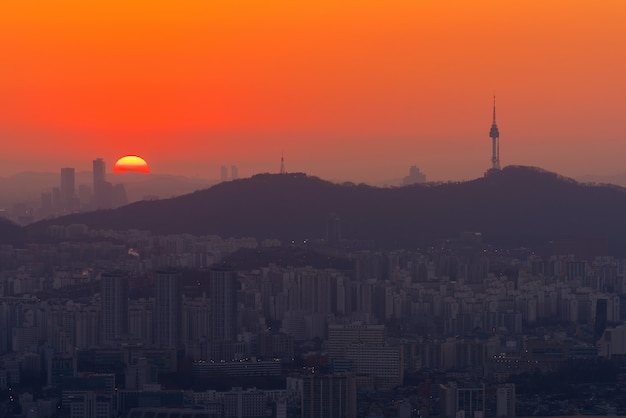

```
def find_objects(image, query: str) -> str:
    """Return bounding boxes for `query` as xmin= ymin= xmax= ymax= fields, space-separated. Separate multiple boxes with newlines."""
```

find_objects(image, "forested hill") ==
xmin=24 ymin=166 xmax=626 ymax=255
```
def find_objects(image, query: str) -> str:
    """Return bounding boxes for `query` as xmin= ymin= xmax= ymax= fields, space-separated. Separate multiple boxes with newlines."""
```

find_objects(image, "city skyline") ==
xmin=3 ymin=3 xmax=626 ymax=413
xmin=1 ymin=1 xmax=626 ymax=183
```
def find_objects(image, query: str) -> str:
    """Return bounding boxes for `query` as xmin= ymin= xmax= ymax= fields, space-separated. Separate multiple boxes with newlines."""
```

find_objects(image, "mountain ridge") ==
xmin=21 ymin=166 xmax=626 ymax=255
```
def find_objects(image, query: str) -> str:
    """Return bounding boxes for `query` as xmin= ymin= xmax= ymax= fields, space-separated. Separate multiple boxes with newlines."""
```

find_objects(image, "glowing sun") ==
xmin=113 ymin=155 xmax=150 ymax=174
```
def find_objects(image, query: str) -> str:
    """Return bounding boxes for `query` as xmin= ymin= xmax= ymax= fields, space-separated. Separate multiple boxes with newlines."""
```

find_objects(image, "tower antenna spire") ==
xmin=280 ymin=152 xmax=285 ymax=174
xmin=488 ymin=94 xmax=501 ymax=171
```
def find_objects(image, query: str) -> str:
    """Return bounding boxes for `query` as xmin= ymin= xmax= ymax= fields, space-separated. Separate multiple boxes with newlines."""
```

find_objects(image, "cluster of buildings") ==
xmin=7 ymin=160 xmax=244 ymax=225
xmin=47 ymin=158 xmax=128 ymax=218
xmin=0 ymin=224 xmax=625 ymax=416
xmin=220 ymin=165 xmax=239 ymax=183
xmin=10 ymin=159 xmax=129 ymax=225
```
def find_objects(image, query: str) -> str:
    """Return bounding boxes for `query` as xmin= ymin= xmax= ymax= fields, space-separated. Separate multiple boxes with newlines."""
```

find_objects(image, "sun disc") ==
xmin=113 ymin=155 xmax=150 ymax=174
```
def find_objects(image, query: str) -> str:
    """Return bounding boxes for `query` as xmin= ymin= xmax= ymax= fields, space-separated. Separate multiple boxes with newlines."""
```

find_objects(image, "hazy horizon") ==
xmin=2 ymin=157 xmax=626 ymax=186
xmin=2 ymin=159 xmax=626 ymax=189
xmin=2 ymin=1 xmax=625 ymax=186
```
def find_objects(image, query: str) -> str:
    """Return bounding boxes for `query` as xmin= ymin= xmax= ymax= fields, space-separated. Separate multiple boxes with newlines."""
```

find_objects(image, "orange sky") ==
xmin=1 ymin=1 xmax=625 ymax=183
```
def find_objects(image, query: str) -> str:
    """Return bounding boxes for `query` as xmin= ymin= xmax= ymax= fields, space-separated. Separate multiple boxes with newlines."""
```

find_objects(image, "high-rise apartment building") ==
xmin=327 ymin=324 xmax=385 ymax=360
xmin=440 ymin=381 xmax=485 ymax=418
xmin=209 ymin=265 xmax=238 ymax=342
xmin=302 ymin=373 xmax=356 ymax=418
xmin=223 ymin=388 xmax=266 ymax=418
xmin=154 ymin=268 xmax=181 ymax=348
xmin=101 ymin=270 xmax=129 ymax=342
xmin=496 ymin=383 xmax=516 ymax=417
xmin=343 ymin=343 xmax=404 ymax=389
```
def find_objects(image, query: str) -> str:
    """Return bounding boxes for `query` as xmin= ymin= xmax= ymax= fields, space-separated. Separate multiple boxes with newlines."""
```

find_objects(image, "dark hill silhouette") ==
xmin=0 ymin=217 xmax=24 ymax=244
xmin=24 ymin=166 xmax=626 ymax=255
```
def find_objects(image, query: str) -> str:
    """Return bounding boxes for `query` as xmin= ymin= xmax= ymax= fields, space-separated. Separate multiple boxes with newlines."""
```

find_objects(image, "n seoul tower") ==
xmin=489 ymin=95 xmax=501 ymax=171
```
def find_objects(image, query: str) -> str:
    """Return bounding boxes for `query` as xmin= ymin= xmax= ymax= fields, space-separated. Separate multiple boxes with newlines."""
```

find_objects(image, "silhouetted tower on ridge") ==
xmin=489 ymin=95 xmax=501 ymax=170
xmin=280 ymin=153 xmax=285 ymax=174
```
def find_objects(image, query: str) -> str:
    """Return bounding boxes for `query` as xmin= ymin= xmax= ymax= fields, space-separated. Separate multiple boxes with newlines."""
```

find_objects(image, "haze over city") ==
xmin=4 ymin=3 xmax=626 ymax=418
xmin=1 ymin=1 xmax=626 ymax=183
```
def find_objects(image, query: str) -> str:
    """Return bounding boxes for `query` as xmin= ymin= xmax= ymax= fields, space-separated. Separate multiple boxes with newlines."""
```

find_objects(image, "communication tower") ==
xmin=489 ymin=95 xmax=501 ymax=170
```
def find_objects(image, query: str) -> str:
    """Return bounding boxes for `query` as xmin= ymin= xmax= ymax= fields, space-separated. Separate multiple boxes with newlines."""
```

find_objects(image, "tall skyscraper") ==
xmin=231 ymin=165 xmax=239 ymax=180
xmin=209 ymin=265 xmax=238 ymax=342
xmin=101 ymin=270 xmax=129 ymax=342
xmin=60 ymin=167 xmax=76 ymax=212
xmin=220 ymin=165 xmax=228 ymax=182
xmin=154 ymin=268 xmax=182 ymax=348
xmin=93 ymin=158 xmax=106 ymax=188
xmin=93 ymin=158 xmax=112 ymax=209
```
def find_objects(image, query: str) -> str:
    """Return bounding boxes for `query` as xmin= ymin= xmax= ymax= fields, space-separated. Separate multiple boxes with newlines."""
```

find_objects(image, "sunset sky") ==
xmin=1 ymin=1 xmax=625 ymax=183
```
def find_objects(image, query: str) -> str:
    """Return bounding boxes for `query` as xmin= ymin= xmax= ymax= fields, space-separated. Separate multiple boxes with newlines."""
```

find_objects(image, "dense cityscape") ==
xmin=2 ymin=1 xmax=625 ymax=417
xmin=1 ymin=158 xmax=626 ymax=418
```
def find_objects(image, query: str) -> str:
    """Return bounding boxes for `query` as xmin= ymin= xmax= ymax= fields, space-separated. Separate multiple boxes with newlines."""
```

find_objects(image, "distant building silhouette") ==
xmin=93 ymin=158 xmax=113 ymax=209
xmin=402 ymin=165 xmax=426 ymax=185
xmin=60 ymin=167 xmax=76 ymax=213
xmin=40 ymin=191 xmax=53 ymax=218
xmin=220 ymin=165 xmax=228 ymax=182
xmin=77 ymin=184 xmax=91 ymax=207
xmin=93 ymin=158 xmax=106 ymax=188
xmin=112 ymin=183 xmax=128 ymax=208
xmin=231 ymin=165 xmax=239 ymax=180
xmin=51 ymin=187 xmax=61 ymax=212
xmin=154 ymin=268 xmax=182 ymax=348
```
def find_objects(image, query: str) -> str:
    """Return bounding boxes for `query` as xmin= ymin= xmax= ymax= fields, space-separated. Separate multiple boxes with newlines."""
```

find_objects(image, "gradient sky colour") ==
xmin=1 ymin=1 xmax=625 ymax=183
